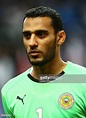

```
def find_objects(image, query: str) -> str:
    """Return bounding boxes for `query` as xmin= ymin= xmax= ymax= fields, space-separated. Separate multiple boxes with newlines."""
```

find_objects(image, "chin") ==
xmin=30 ymin=60 xmax=42 ymax=66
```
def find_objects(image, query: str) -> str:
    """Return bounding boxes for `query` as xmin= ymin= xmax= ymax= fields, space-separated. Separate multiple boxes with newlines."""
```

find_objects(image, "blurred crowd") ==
xmin=0 ymin=0 xmax=86 ymax=115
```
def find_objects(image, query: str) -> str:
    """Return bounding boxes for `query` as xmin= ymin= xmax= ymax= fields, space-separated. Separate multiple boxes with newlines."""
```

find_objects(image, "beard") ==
xmin=26 ymin=38 xmax=56 ymax=66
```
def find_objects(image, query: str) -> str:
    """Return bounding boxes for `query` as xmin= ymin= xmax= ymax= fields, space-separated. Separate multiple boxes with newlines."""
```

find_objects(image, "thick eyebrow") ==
xmin=35 ymin=30 xmax=49 ymax=34
xmin=22 ymin=31 xmax=31 ymax=35
xmin=22 ymin=30 xmax=48 ymax=34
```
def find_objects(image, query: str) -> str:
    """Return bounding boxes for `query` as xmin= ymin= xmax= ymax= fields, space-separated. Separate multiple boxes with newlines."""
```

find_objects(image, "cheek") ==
xmin=23 ymin=39 xmax=28 ymax=49
xmin=41 ymin=40 xmax=55 ymax=53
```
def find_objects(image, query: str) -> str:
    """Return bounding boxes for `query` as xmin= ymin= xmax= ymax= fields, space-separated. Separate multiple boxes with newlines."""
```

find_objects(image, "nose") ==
xmin=29 ymin=34 xmax=38 ymax=47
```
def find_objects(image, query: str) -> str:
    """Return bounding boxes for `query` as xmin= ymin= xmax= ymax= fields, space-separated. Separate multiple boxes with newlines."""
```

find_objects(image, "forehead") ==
xmin=23 ymin=17 xmax=54 ymax=31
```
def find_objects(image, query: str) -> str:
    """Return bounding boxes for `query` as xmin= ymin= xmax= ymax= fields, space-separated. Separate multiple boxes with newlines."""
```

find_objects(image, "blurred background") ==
xmin=0 ymin=0 xmax=86 ymax=115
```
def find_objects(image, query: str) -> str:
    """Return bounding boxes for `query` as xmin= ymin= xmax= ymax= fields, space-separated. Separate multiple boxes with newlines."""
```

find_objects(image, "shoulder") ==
xmin=1 ymin=67 xmax=32 ymax=95
xmin=64 ymin=61 xmax=86 ymax=74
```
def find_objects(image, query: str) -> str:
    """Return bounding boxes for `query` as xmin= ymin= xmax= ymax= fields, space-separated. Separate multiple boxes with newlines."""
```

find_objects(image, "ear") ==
xmin=56 ymin=30 xmax=66 ymax=45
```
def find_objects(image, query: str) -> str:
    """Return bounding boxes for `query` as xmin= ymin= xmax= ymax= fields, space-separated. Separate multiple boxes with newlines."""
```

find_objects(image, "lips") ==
xmin=29 ymin=50 xmax=41 ymax=56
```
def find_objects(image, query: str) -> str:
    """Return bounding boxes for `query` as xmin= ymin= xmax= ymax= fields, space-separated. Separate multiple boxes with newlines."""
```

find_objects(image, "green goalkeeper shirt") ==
xmin=1 ymin=61 xmax=86 ymax=118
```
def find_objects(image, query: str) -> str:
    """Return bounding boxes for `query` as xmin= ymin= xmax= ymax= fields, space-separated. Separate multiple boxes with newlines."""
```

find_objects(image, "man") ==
xmin=1 ymin=6 xmax=86 ymax=118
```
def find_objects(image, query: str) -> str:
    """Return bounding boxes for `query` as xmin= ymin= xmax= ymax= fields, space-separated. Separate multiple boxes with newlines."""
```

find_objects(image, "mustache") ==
xmin=28 ymin=49 xmax=42 ymax=53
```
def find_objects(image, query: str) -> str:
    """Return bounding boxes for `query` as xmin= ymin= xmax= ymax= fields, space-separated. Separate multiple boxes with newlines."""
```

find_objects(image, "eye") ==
xmin=23 ymin=32 xmax=31 ymax=39
xmin=36 ymin=31 xmax=48 ymax=38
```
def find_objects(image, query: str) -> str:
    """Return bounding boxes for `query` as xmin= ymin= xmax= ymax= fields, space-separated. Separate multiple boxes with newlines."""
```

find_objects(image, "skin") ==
xmin=23 ymin=16 xmax=67 ymax=79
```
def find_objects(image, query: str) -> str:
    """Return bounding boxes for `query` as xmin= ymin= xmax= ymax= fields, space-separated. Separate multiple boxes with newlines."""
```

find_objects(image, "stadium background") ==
xmin=0 ymin=0 xmax=86 ymax=114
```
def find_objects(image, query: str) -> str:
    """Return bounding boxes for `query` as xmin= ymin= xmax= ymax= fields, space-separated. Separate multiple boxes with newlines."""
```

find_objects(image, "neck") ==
xmin=31 ymin=57 xmax=67 ymax=80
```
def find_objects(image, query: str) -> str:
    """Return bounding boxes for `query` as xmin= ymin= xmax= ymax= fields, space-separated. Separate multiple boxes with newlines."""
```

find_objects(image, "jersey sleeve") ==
xmin=1 ymin=89 xmax=14 ymax=118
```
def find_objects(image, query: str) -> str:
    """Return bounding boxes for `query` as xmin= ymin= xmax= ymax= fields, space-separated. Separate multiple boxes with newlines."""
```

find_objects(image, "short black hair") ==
xmin=23 ymin=6 xmax=63 ymax=33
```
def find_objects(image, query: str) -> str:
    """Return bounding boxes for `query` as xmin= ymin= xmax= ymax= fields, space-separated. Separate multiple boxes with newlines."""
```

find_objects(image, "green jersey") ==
xmin=1 ymin=61 xmax=86 ymax=118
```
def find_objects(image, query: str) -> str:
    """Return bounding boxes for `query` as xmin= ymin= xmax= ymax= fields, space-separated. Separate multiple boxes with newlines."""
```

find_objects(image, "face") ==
xmin=23 ymin=17 xmax=57 ymax=66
